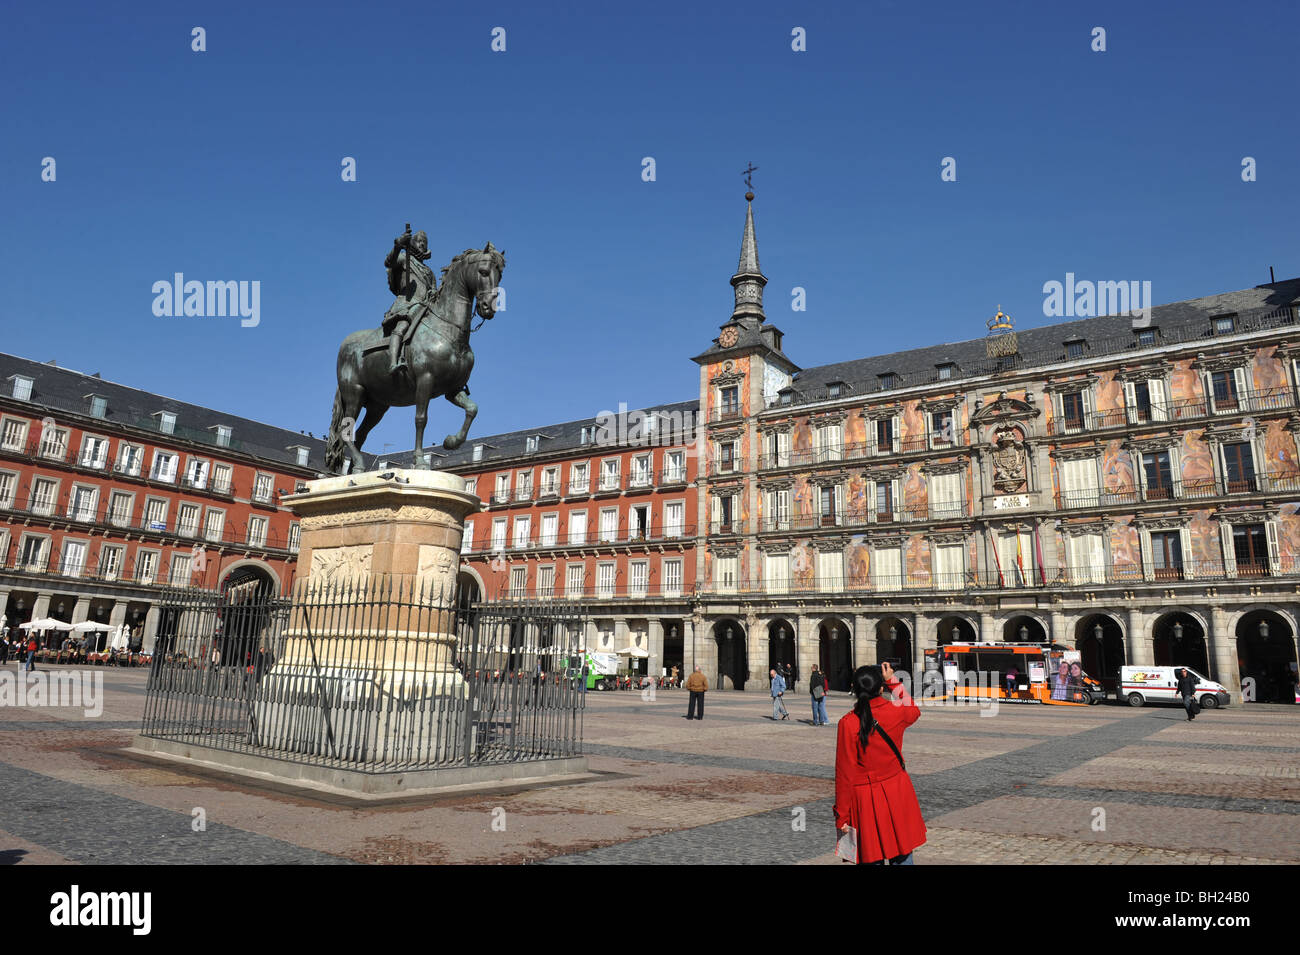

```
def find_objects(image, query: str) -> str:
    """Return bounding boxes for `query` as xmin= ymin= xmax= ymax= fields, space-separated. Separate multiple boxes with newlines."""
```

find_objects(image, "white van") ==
xmin=1121 ymin=666 xmax=1231 ymax=709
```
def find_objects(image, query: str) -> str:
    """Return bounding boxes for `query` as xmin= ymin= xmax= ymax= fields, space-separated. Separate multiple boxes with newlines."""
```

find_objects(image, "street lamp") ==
xmin=1019 ymin=624 xmax=1029 ymax=643
xmin=1259 ymin=620 xmax=1269 ymax=639
xmin=1094 ymin=621 xmax=1107 ymax=693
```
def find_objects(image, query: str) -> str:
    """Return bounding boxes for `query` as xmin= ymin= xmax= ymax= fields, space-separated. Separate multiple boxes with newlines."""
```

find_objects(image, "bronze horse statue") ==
xmin=325 ymin=242 xmax=505 ymax=474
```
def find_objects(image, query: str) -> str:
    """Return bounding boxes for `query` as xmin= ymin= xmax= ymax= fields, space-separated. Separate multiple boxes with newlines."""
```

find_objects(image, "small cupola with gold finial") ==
xmin=985 ymin=304 xmax=1019 ymax=359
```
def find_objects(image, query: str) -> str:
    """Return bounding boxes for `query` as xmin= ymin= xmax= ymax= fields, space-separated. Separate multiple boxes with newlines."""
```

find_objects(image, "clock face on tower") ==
xmin=719 ymin=325 xmax=739 ymax=348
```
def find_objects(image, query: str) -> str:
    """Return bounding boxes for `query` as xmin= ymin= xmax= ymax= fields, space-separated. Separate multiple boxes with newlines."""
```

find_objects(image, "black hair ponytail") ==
xmin=851 ymin=665 xmax=885 ymax=749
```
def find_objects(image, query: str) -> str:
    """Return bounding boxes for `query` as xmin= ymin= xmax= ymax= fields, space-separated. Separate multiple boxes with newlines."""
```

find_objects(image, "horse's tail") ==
xmin=324 ymin=388 xmax=347 ymax=474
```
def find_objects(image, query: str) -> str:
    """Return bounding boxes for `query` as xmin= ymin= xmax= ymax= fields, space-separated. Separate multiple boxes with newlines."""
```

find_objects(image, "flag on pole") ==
xmin=1015 ymin=531 xmax=1027 ymax=586
xmin=988 ymin=528 xmax=1006 ymax=588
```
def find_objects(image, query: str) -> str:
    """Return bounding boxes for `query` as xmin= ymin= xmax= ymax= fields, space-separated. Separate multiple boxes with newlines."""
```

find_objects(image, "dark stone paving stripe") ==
xmin=0 ymin=762 xmax=352 ymax=865
xmin=1011 ymin=783 xmax=1300 ymax=815
xmin=0 ymin=721 xmax=141 ymax=732
xmin=1131 ymin=739 xmax=1300 ymax=755
xmin=585 ymin=742 xmax=833 ymax=779
xmin=547 ymin=712 xmax=1172 ymax=864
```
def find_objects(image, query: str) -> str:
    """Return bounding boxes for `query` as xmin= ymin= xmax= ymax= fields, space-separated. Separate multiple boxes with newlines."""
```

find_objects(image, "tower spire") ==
xmin=730 ymin=169 xmax=766 ymax=327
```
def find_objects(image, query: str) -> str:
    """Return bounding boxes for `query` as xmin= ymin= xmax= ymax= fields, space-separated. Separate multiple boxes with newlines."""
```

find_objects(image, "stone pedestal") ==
xmin=253 ymin=469 xmax=481 ymax=765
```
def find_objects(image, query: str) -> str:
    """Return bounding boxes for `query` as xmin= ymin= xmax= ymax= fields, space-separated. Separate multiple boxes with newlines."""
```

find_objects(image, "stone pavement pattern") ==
xmin=0 ymin=667 xmax=1296 ymax=864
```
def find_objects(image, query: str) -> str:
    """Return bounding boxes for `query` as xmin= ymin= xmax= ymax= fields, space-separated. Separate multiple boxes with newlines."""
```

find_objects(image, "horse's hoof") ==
xmin=443 ymin=435 xmax=463 ymax=451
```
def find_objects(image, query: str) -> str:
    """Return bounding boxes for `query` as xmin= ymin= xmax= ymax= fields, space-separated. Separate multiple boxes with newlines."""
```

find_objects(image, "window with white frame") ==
xmin=516 ymin=469 xmax=533 ymax=500
xmin=870 ymin=415 xmax=900 ymax=455
xmin=930 ymin=409 xmax=955 ymax=448
xmin=88 ymin=396 xmax=107 ymax=419
xmin=30 ymin=478 xmax=57 ymax=516
xmin=461 ymin=520 xmax=473 ymax=553
xmin=99 ymin=544 xmax=123 ymax=580
xmin=932 ymin=542 xmax=964 ymax=590
xmin=247 ymin=516 xmax=268 ymax=547
xmin=157 ymin=412 xmax=176 ymax=434
xmin=715 ymin=440 xmax=738 ymax=473
xmin=80 ymin=435 xmax=110 ymax=469
xmin=873 ymin=545 xmax=902 ymax=592
xmin=214 ymin=425 xmax=232 ymax=447
xmin=1065 ymin=531 xmax=1107 ymax=585
xmin=764 ymin=551 xmax=790 ymax=594
xmin=819 ymin=483 xmax=844 ymax=527
xmin=463 ymin=477 xmax=477 ymax=495
xmin=1 ymin=418 xmax=27 ymax=452
xmin=170 ymin=552 xmax=192 ymax=586
xmin=135 ymin=549 xmax=159 ymax=583
xmin=525 ymin=436 xmax=539 ymax=454
xmin=212 ymin=463 xmax=232 ymax=494
xmin=117 ymin=443 xmax=143 ymax=476
xmin=631 ymin=454 xmax=652 ymax=487
xmin=537 ymin=565 xmax=555 ymax=599
xmin=67 ymin=485 xmax=98 ymax=522
xmin=629 ymin=504 xmax=650 ymax=540
xmin=491 ymin=517 xmax=507 ymax=552
xmin=252 ymin=473 xmax=273 ymax=502
xmin=927 ymin=471 xmax=964 ymax=519
xmin=0 ymin=471 xmax=16 ymax=509
xmin=714 ymin=554 xmax=738 ymax=593
xmin=570 ymin=462 xmax=589 ymax=494
xmin=144 ymin=497 xmax=168 ymax=530
xmin=663 ymin=501 xmax=685 ymax=538
xmin=597 ymin=561 xmax=617 ymax=598
xmin=39 ymin=425 xmax=69 ymax=460
xmin=108 ymin=491 xmax=132 ymax=526
xmin=662 ymin=558 xmax=683 ymax=596
xmin=818 ymin=549 xmax=843 ymax=590
xmin=185 ymin=458 xmax=210 ymax=489
xmin=816 ymin=423 xmax=843 ymax=462
xmin=1058 ymin=456 xmax=1101 ymax=508
xmin=765 ymin=430 xmax=790 ymax=468
xmin=203 ymin=509 xmax=225 ymax=543
xmin=176 ymin=503 xmax=200 ymax=536
xmin=11 ymin=376 xmax=33 ymax=401
xmin=869 ymin=476 xmax=901 ymax=522
xmin=472 ymin=444 xmax=483 ymax=462
xmin=629 ymin=560 xmax=649 ymax=597
xmin=19 ymin=535 xmax=49 ymax=572
xmin=599 ymin=507 xmax=618 ymax=543
xmin=287 ymin=522 xmax=300 ymax=553
xmin=150 ymin=451 xmax=178 ymax=483
xmin=59 ymin=539 xmax=88 ymax=578
xmin=996 ymin=529 xmax=1036 ymax=586
xmin=664 ymin=450 xmax=686 ymax=482
xmin=601 ymin=458 xmax=620 ymax=490
xmin=568 ymin=510 xmax=587 ymax=545
xmin=1124 ymin=377 xmax=1167 ymax=423
xmin=494 ymin=472 xmax=510 ymax=502
xmin=510 ymin=566 xmax=527 ymax=598
xmin=540 ymin=513 xmax=558 ymax=547
xmin=513 ymin=515 xmax=531 ymax=549
xmin=712 ymin=492 xmax=737 ymax=533
xmin=541 ymin=467 xmax=559 ymax=496
xmin=1054 ymin=387 xmax=1094 ymax=434
xmin=566 ymin=564 xmax=585 ymax=598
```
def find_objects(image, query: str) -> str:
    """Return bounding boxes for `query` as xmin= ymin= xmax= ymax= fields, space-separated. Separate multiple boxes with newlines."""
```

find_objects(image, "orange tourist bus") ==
xmin=923 ymin=642 xmax=1105 ymax=706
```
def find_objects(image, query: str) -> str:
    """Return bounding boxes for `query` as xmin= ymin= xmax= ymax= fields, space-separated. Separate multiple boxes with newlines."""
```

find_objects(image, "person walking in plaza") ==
xmin=834 ymin=662 xmax=926 ymax=865
xmin=810 ymin=664 xmax=830 ymax=725
xmin=1176 ymin=667 xmax=1200 ymax=721
xmin=685 ymin=665 xmax=708 ymax=720
xmin=24 ymin=635 xmax=38 ymax=673
xmin=769 ymin=667 xmax=790 ymax=720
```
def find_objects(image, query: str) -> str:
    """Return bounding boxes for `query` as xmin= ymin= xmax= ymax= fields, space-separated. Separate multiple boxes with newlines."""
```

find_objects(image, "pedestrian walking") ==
xmin=834 ymin=662 xmax=926 ymax=865
xmin=684 ymin=665 xmax=708 ymax=720
xmin=769 ymin=668 xmax=790 ymax=720
xmin=785 ymin=662 xmax=796 ymax=693
xmin=1176 ymin=667 xmax=1201 ymax=721
xmin=810 ymin=664 xmax=830 ymax=725
xmin=24 ymin=635 xmax=38 ymax=673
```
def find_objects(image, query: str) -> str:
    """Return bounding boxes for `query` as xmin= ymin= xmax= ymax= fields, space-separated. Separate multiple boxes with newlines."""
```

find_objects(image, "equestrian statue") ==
xmin=324 ymin=225 xmax=505 ymax=474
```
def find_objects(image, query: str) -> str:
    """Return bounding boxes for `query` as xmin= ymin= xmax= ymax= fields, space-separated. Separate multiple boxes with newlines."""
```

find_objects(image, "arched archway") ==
xmin=1076 ymin=614 xmax=1125 ymax=696
xmin=876 ymin=617 xmax=912 ymax=678
xmin=937 ymin=615 xmax=978 ymax=645
xmin=1152 ymin=611 xmax=1209 ymax=673
xmin=818 ymin=617 xmax=853 ymax=691
xmin=456 ymin=570 xmax=482 ymax=609
xmin=1235 ymin=609 xmax=1298 ymax=704
xmin=1004 ymin=615 xmax=1048 ymax=643
xmin=202 ymin=563 xmax=278 ymax=670
xmin=767 ymin=619 xmax=796 ymax=682
xmin=713 ymin=620 xmax=747 ymax=691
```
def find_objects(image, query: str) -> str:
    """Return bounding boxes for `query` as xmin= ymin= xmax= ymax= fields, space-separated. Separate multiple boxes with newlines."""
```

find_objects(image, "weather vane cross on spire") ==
xmin=743 ymin=161 xmax=758 ymax=193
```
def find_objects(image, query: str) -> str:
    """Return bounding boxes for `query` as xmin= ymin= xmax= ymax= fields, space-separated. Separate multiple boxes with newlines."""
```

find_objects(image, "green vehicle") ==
xmin=564 ymin=651 xmax=621 ymax=691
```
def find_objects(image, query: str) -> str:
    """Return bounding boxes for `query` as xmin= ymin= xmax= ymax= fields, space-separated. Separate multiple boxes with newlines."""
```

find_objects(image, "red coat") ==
xmin=833 ymin=679 xmax=926 ymax=863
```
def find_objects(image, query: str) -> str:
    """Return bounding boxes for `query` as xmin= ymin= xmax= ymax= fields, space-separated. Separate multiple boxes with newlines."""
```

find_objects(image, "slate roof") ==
xmin=0 ymin=352 xmax=327 ymax=471
xmin=371 ymin=399 xmax=701 ymax=471
xmin=785 ymin=279 xmax=1300 ymax=404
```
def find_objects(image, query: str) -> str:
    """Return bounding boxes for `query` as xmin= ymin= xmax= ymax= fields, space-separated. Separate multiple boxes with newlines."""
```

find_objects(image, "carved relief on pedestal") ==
xmin=310 ymin=545 xmax=373 ymax=583
xmin=300 ymin=504 xmax=460 ymax=532
xmin=991 ymin=427 xmax=1028 ymax=494
xmin=416 ymin=545 xmax=458 ymax=599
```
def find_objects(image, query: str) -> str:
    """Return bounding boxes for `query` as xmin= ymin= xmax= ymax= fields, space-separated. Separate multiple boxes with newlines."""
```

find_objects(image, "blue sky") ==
xmin=3 ymin=0 xmax=1298 ymax=456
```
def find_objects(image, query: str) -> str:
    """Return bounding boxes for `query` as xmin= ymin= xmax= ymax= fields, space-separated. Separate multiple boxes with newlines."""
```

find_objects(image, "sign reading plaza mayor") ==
xmin=991 ymin=494 xmax=1031 ymax=510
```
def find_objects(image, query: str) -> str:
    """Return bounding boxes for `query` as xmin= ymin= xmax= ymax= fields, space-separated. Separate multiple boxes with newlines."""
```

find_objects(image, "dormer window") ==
xmin=1065 ymin=338 xmax=1086 ymax=359
xmin=11 ymin=376 xmax=32 ymax=401
xmin=1212 ymin=314 xmax=1236 ymax=335
xmin=936 ymin=363 xmax=955 ymax=381
xmin=87 ymin=395 xmax=107 ymax=418
xmin=156 ymin=411 xmax=176 ymax=434
xmin=778 ymin=388 xmax=794 ymax=406
xmin=289 ymin=446 xmax=309 ymax=466
xmin=825 ymin=379 xmax=848 ymax=399
xmin=212 ymin=425 xmax=232 ymax=447
xmin=472 ymin=444 xmax=484 ymax=462
xmin=526 ymin=436 xmax=539 ymax=454
xmin=877 ymin=372 xmax=897 ymax=391
xmin=1135 ymin=328 xmax=1157 ymax=347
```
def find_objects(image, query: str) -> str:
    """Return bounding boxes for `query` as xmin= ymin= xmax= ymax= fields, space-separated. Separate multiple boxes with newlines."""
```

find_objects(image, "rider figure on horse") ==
xmin=382 ymin=225 xmax=437 ymax=375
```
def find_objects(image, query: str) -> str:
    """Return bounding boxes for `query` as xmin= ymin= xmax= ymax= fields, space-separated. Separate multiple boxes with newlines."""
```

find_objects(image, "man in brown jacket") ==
xmin=685 ymin=665 xmax=709 ymax=720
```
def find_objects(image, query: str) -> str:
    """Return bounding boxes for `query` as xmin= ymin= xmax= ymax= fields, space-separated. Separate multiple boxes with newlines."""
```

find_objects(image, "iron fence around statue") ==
xmin=140 ymin=577 xmax=587 ymax=774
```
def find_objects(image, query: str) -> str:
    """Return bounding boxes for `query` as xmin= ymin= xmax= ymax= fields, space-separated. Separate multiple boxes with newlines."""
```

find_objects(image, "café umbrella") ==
xmin=19 ymin=618 xmax=72 ymax=631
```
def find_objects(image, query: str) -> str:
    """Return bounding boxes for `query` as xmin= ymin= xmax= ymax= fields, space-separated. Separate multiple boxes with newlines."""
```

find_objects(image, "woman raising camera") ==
xmin=833 ymin=662 xmax=927 ymax=865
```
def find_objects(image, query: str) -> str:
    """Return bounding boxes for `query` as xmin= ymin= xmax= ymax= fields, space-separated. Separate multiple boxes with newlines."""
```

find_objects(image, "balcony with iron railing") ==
xmin=757 ymin=500 xmax=968 ymax=533
xmin=710 ymin=404 xmax=743 ymax=424
xmin=463 ymin=522 xmax=698 ymax=554
xmin=757 ymin=433 xmax=969 ymax=471
xmin=1055 ymin=470 xmax=1300 ymax=509
xmin=1049 ymin=388 xmax=1295 ymax=436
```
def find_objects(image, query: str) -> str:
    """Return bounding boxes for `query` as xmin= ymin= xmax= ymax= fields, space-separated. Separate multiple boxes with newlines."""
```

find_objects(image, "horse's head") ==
xmin=471 ymin=241 xmax=506 ymax=321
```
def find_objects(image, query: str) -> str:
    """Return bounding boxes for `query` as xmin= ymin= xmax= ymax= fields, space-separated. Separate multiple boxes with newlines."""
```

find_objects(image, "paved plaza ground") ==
xmin=0 ymin=667 xmax=1297 ymax=865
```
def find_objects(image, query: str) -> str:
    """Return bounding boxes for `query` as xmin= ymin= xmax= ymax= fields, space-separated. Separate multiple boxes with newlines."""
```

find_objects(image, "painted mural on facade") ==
xmin=846 ymin=473 xmax=868 ymax=519
xmin=791 ymin=416 xmax=812 ymax=460
xmin=791 ymin=541 xmax=814 ymax=590
xmin=1101 ymin=439 xmax=1136 ymax=495
xmin=903 ymin=462 xmax=927 ymax=518
xmin=905 ymin=533 xmax=930 ymax=587
xmin=1179 ymin=430 xmax=1215 ymax=491
xmin=1187 ymin=509 xmax=1219 ymax=569
xmin=1095 ymin=369 xmax=1123 ymax=415
xmin=1252 ymin=345 xmax=1287 ymax=395
xmin=1263 ymin=419 xmax=1299 ymax=476
xmin=1168 ymin=358 xmax=1204 ymax=409
xmin=846 ymin=535 xmax=869 ymax=586
xmin=901 ymin=401 xmax=925 ymax=446
xmin=1109 ymin=516 xmax=1141 ymax=580
xmin=793 ymin=474 xmax=815 ymax=520
xmin=1278 ymin=503 xmax=1300 ymax=568
xmin=845 ymin=411 xmax=866 ymax=451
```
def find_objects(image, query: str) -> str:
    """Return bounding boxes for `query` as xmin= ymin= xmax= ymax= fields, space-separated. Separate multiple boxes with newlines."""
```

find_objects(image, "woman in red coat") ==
xmin=834 ymin=662 xmax=926 ymax=864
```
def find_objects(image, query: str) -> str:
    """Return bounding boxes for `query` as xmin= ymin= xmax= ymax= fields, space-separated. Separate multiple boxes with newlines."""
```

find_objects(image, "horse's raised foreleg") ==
xmin=353 ymin=403 xmax=387 ymax=462
xmin=443 ymin=389 xmax=478 ymax=451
